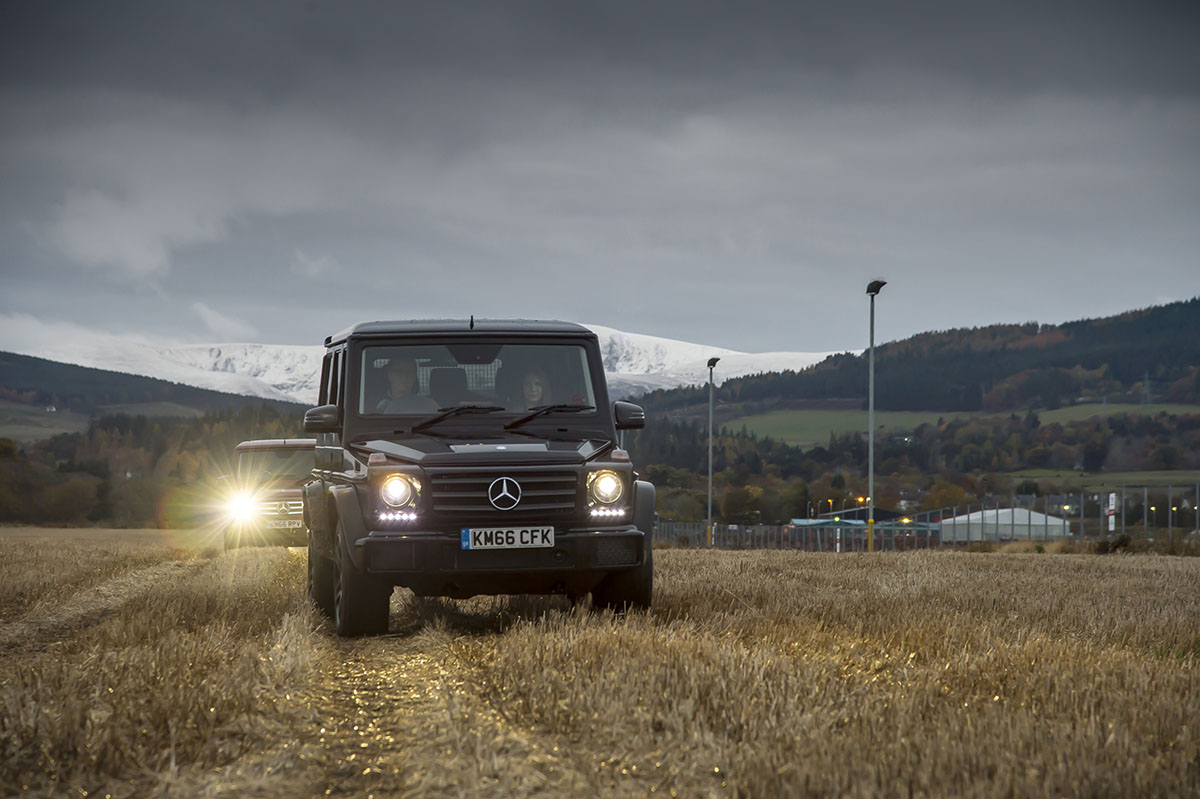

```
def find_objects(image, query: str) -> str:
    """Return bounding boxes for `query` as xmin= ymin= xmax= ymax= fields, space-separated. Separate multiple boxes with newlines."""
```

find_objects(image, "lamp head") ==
xmin=707 ymin=357 xmax=721 ymax=369
xmin=866 ymin=279 xmax=887 ymax=296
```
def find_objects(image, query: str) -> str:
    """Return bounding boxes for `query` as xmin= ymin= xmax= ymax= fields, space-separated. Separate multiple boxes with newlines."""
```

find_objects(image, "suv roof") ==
xmin=235 ymin=439 xmax=317 ymax=451
xmin=325 ymin=319 xmax=592 ymax=346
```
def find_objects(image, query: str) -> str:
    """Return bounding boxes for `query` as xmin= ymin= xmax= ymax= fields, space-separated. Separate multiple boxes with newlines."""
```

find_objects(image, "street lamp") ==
xmin=707 ymin=356 xmax=720 ymax=548
xmin=866 ymin=279 xmax=886 ymax=552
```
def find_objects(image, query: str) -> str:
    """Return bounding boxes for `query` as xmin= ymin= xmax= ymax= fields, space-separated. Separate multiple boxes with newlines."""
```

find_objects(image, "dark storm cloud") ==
xmin=1 ymin=1 xmax=1198 ymax=351
xmin=6 ymin=2 xmax=1197 ymax=98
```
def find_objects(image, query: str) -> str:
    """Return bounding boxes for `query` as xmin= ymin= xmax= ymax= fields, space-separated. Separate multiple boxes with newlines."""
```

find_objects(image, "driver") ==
xmin=376 ymin=358 xmax=438 ymax=413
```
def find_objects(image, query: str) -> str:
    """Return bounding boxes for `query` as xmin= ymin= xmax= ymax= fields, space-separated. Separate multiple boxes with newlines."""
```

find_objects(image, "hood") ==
xmin=256 ymin=486 xmax=303 ymax=500
xmin=353 ymin=435 xmax=612 ymax=466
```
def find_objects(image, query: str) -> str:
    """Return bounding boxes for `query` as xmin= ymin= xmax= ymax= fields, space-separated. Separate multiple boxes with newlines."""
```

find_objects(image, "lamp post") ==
xmin=707 ymin=356 xmax=720 ymax=548
xmin=866 ymin=279 xmax=887 ymax=552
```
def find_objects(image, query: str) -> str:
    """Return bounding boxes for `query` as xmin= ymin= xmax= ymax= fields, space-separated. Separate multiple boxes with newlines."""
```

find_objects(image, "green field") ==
xmin=0 ymin=400 xmax=210 ymax=443
xmin=0 ymin=400 xmax=90 ymax=443
xmin=730 ymin=403 xmax=1200 ymax=448
xmin=1007 ymin=469 xmax=1200 ymax=490
xmin=97 ymin=401 xmax=205 ymax=418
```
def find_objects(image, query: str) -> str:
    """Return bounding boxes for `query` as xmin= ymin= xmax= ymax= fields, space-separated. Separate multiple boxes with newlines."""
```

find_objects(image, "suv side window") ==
xmin=318 ymin=352 xmax=333 ymax=405
xmin=332 ymin=350 xmax=342 ymax=407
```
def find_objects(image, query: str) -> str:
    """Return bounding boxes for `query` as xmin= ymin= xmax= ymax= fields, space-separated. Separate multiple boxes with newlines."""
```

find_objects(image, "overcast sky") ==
xmin=1 ymin=1 xmax=1197 ymax=354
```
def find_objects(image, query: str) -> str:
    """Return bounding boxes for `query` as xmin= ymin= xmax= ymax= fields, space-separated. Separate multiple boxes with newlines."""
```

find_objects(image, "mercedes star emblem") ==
xmin=488 ymin=477 xmax=521 ymax=510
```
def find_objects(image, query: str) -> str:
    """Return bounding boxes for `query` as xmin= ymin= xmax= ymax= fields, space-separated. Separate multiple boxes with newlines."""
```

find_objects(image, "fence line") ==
xmin=655 ymin=483 xmax=1200 ymax=552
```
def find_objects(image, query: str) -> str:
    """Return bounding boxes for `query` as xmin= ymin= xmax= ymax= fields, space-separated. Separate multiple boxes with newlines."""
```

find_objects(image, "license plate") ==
xmin=266 ymin=520 xmax=303 ymax=529
xmin=460 ymin=526 xmax=555 ymax=550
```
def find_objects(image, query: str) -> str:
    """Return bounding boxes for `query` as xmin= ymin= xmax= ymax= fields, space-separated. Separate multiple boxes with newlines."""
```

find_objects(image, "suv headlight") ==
xmin=227 ymin=492 xmax=258 ymax=522
xmin=380 ymin=474 xmax=420 ymax=508
xmin=587 ymin=470 xmax=624 ymax=505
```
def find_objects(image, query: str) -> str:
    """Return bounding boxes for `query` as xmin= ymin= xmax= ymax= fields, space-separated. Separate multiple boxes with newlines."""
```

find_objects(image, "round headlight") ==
xmin=228 ymin=493 xmax=257 ymax=522
xmin=381 ymin=475 xmax=416 ymax=508
xmin=589 ymin=470 xmax=623 ymax=504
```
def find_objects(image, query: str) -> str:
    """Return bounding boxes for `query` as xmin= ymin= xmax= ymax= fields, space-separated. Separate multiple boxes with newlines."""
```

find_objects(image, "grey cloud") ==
xmin=1 ymin=1 xmax=1197 ymax=351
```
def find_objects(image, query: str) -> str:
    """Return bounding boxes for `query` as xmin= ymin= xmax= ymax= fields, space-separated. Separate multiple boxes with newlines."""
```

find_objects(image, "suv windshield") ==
xmin=359 ymin=342 xmax=597 ymax=417
xmin=236 ymin=448 xmax=315 ymax=483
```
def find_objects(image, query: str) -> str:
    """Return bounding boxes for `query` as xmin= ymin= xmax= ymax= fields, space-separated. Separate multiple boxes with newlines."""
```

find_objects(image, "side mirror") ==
xmin=303 ymin=404 xmax=341 ymax=434
xmin=613 ymin=401 xmax=645 ymax=430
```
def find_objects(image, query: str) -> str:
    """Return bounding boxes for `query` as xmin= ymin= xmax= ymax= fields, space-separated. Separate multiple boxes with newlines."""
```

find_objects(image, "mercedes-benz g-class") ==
xmin=222 ymin=438 xmax=316 ymax=550
xmin=301 ymin=319 xmax=653 ymax=636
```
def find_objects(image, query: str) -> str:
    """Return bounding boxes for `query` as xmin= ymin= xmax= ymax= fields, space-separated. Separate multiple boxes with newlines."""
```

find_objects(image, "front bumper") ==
xmin=350 ymin=525 xmax=647 ymax=598
xmin=226 ymin=521 xmax=307 ymax=548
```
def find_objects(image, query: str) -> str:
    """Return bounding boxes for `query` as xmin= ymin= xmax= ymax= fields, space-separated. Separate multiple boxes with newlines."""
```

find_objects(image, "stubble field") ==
xmin=1 ymin=528 xmax=1198 ymax=798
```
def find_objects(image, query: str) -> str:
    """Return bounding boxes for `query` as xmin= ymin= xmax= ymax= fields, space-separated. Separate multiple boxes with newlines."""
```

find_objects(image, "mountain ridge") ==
xmin=0 ymin=313 xmax=840 ymax=404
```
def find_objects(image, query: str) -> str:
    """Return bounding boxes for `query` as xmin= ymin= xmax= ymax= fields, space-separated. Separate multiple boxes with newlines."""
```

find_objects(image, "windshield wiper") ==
xmin=401 ymin=405 xmax=506 ymax=434
xmin=504 ymin=404 xmax=596 ymax=430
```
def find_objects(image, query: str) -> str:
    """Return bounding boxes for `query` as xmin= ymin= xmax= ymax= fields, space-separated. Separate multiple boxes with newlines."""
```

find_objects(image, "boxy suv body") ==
xmin=302 ymin=320 xmax=653 ymax=636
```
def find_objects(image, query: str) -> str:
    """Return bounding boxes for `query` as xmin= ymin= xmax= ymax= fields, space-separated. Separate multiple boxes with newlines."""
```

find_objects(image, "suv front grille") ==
xmin=426 ymin=468 xmax=579 ymax=520
xmin=256 ymin=500 xmax=303 ymax=517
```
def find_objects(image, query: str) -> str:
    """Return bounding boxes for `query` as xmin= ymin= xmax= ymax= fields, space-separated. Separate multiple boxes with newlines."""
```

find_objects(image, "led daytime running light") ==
xmin=590 ymin=507 xmax=627 ymax=518
xmin=378 ymin=511 xmax=418 ymax=522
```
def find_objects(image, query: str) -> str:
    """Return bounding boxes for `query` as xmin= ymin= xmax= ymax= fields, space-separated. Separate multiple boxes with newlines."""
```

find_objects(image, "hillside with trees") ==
xmin=639 ymin=298 xmax=1200 ymax=416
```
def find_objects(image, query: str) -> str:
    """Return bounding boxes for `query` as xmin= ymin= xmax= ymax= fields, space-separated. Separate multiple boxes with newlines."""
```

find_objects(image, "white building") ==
xmin=939 ymin=508 xmax=1071 ymax=542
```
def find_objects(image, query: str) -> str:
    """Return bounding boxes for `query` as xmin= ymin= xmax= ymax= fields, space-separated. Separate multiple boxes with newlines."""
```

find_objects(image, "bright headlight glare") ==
xmin=589 ymin=470 xmax=624 ymax=504
xmin=228 ymin=493 xmax=257 ymax=522
xmin=381 ymin=475 xmax=417 ymax=508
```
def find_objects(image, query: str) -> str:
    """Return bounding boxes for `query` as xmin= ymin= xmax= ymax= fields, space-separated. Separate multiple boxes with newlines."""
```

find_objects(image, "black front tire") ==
xmin=307 ymin=529 xmax=336 ymax=619
xmin=591 ymin=536 xmax=653 ymax=613
xmin=333 ymin=525 xmax=391 ymax=637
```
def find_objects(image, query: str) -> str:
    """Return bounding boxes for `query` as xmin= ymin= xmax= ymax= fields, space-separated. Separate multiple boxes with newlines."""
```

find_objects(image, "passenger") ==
xmin=521 ymin=369 xmax=550 ymax=410
xmin=376 ymin=358 xmax=438 ymax=413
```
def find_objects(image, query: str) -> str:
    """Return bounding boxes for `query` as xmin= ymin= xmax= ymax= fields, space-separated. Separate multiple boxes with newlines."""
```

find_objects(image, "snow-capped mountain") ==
xmin=586 ymin=324 xmax=840 ymax=398
xmin=0 ymin=313 xmax=844 ymax=405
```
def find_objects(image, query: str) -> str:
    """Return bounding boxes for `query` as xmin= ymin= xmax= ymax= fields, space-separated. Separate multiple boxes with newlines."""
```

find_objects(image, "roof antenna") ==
xmin=469 ymin=315 xmax=474 ymax=330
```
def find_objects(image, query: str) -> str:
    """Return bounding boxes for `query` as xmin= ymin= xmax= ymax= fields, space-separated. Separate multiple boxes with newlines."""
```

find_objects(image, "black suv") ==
xmin=301 ymin=319 xmax=653 ymax=636
xmin=221 ymin=438 xmax=315 ymax=550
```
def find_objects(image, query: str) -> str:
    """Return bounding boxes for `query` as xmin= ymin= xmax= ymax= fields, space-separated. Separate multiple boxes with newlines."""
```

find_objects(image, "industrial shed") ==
xmin=939 ymin=508 xmax=1071 ymax=542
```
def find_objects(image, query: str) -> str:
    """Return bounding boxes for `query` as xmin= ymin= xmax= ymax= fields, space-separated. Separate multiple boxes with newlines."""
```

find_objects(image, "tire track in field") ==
xmin=0 ymin=557 xmax=208 ymax=654
xmin=296 ymin=635 xmax=600 ymax=797
xmin=191 ymin=611 xmax=618 ymax=798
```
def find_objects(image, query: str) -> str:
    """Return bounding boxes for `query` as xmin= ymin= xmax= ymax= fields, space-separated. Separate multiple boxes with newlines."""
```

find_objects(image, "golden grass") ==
xmin=1 ymin=533 xmax=1198 ymax=797
xmin=0 ymin=527 xmax=221 ymax=623
xmin=0 ymin=545 xmax=321 ymax=797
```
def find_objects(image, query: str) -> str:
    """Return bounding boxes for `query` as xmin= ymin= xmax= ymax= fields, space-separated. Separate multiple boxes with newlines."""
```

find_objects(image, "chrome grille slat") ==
xmin=427 ymin=468 xmax=579 ymax=519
